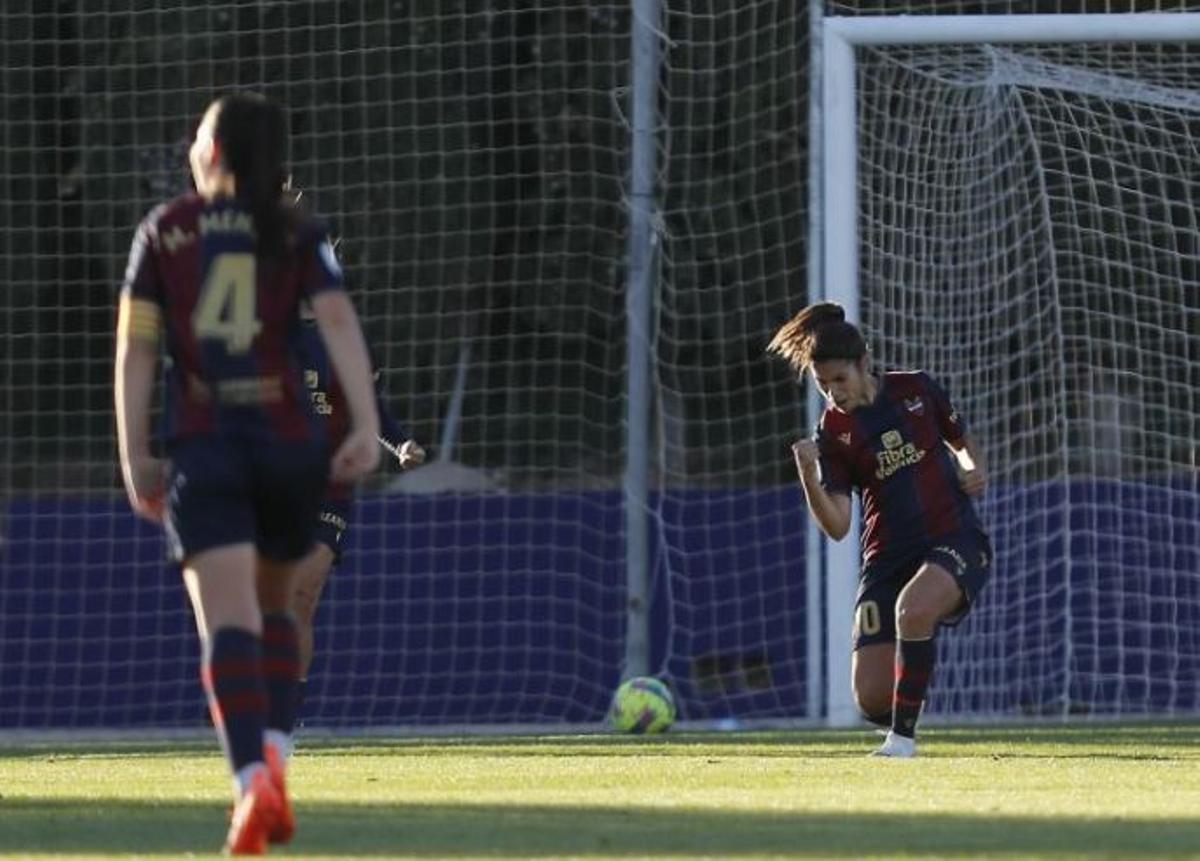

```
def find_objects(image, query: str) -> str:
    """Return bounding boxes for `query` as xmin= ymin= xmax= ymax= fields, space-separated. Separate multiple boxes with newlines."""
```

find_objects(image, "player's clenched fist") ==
xmin=331 ymin=427 xmax=382 ymax=484
xmin=957 ymin=466 xmax=987 ymax=498
xmin=396 ymin=439 xmax=426 ymax=470
xmin=792 ymin=439 xmax=820 ymax=475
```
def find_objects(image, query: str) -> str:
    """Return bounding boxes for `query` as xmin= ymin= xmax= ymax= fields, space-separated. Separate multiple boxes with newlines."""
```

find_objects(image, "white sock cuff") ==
xmin=264 ymin=728 xmax=294 ymax=761
xmin=233 ymin=761 xmax=266 ymax=797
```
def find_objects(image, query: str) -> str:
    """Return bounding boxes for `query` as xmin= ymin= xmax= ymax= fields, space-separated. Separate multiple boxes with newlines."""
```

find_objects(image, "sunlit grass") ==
xmin=2 ymin=724 xmax=1198 ymax=859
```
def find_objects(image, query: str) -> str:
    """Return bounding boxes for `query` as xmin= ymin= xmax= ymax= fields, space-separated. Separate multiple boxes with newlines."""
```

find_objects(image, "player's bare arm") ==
xmin=793 ymin=439 xmax=851 ymax=539
xmin=311 ymin=290 xmax=381 ymax=483
xmin=114 ymin=292 xmax=166 ymax=521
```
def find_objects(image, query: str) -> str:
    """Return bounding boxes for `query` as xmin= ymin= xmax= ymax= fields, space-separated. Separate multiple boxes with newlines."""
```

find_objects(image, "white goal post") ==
xmin=815 ymin=13 xmax=1200 ymax=726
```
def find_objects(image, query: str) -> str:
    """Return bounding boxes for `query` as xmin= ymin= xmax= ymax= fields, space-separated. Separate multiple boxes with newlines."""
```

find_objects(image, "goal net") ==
xmin=0 ymin=2 xmax=811 ymax=732
xmin=3 ymin=2 xmax=1197 ymax=735
xmin=845 ymin=30 xmax=1200 ymax=717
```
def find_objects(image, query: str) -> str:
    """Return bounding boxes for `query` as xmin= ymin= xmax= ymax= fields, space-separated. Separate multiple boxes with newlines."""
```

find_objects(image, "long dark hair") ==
xmin=767 ymin=301 xmax=867 ymax=374
xmin=211 ymin=92 xmax=292 ymax=257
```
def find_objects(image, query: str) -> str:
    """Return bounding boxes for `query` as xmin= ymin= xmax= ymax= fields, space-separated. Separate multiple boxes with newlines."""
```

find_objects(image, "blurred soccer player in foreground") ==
xmin=115 ymin=92 xmax=379 ymax=853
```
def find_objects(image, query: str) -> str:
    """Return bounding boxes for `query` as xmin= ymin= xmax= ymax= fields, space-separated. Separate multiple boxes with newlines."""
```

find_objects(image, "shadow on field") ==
xmin=2 ymin=798 xmax=1199 ymax=857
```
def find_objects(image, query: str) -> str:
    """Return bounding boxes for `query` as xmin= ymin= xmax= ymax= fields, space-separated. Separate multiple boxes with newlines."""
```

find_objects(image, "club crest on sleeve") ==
xmin=838 ymin=432 xmax=852 ymax=447
xmin=904 ymin=396 xmax=925 ymax=415
xmin=161 ymin=225 xmax=195 ymax=253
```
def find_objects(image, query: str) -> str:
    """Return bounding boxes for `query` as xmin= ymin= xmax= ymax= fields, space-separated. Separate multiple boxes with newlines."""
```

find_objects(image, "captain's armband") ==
xmin=121 ymin=297 xmax=163 ymax=344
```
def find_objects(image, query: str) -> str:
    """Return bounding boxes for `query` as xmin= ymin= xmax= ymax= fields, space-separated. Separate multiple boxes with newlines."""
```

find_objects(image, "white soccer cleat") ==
xmin=871 ymin=730 xmax=917 ymax=758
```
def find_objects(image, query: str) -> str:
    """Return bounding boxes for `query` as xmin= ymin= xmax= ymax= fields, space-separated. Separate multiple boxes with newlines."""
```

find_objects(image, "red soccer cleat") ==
xmin=263 ymin=742 xmax=295 ymax=845
xmin=224 ymin=768 xmax=284 ymax=856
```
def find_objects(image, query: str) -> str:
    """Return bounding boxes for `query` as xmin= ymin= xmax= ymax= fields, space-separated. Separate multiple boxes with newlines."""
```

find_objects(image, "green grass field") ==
xmin=2 ymin=724 xmax=1198 ymax=859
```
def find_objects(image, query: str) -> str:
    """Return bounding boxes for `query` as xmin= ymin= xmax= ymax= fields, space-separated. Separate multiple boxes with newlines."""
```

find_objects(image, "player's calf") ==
xmin=852 ymin=641 xmax=896 ymax=731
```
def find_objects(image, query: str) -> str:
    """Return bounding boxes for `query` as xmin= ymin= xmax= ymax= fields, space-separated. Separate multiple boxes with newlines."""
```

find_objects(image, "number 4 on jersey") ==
xmin=193 ymin=253 xmax=262 ymax=353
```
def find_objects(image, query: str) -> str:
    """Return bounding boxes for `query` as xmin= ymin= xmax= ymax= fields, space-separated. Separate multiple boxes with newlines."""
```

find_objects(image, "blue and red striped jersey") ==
xmin=814 ymin=370 xmax=983 ymax=570
xmin=296 ymin=320 xmax=410 ymax=453
xmin=121 ymin=194 xmax=343 ymax=443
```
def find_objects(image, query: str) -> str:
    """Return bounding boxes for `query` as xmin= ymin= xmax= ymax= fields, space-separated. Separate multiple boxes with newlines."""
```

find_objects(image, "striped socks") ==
xmin=261 ymin=613 xmax=301 ymax=737
xmin=891 ymin=636 xmax=935 ymax=739
xmin=202 ymin=628 xmax=267 ymax=774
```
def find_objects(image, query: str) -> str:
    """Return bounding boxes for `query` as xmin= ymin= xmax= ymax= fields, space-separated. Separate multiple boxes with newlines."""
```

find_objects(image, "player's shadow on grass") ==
xmin=3 ymin=799 xmax=1199 ymax=857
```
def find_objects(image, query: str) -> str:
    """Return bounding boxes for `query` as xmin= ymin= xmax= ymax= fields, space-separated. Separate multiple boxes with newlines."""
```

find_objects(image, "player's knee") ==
xmin=895 ymin=602 xmax=939 ymax=638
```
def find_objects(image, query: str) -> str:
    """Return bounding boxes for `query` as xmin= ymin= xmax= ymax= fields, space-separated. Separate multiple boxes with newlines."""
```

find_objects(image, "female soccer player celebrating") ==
xmin=769 ymin=302 xmax=991 ymax=757
xmin=115 ymin=93 xmax=379 ymax=853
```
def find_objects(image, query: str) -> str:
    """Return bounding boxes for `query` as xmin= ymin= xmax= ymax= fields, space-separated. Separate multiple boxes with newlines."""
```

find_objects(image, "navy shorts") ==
xmin=164 ymin=436 xmax=329 ymax=563
xmin=313 ymin=482 xmax=352 ymax=561
xmin=852 ymin=528 xmax=992 ymax=650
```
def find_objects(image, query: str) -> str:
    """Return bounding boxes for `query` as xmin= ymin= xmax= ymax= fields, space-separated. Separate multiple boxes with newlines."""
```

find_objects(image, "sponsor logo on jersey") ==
xmin=904 ymin=396 xmax=925 ymax=416
xmin=875 ymin=428 xmax=926 ymax=479
xmin=311 ymin=389 xmax=333 ymax=415
xmin=217 ymin=376 xmax=283 ymax=405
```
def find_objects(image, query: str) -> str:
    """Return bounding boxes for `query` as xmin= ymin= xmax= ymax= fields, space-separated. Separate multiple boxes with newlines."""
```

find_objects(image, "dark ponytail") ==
xmin=767 ymin=301 xmax=867 ymax=373
xmin=211 ymin=93 xmax=292 ymax=257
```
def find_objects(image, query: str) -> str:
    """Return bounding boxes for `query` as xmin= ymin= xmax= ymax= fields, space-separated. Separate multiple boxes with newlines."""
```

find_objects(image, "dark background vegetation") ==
xmin=1 ymin=0 xmax=1195 ymax=493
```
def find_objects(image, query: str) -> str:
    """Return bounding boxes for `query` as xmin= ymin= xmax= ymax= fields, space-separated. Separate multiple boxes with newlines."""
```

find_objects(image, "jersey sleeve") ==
xmin=119 ymin=213 xmax=165 ymax=343
xmin=814 ymin=425 xmax=853 ymax=496
xmin=922 ymin=372 xmax=968 ymax=443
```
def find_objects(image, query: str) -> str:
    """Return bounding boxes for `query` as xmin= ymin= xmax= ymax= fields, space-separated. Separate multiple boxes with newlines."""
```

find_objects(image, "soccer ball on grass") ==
xmin=607 ymin=676 xmax=676 ymax=733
